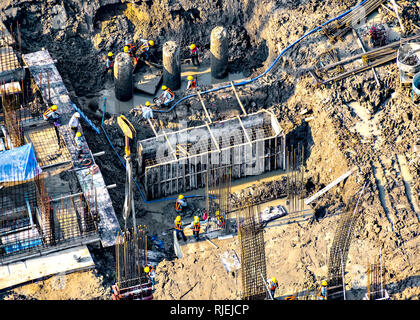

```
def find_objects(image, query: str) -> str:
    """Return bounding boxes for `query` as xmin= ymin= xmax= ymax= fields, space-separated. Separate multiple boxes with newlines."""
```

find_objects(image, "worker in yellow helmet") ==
xmin=189 ymin=43 xmax=200 ymax=66
xmin=155 ymin=85 xmax=175 ymax=106
xmin=124 ymin=40 xmax=138 ymax=64
xmin=190 ymin=216 xmax=200 ymax=242
xmin=74 ymin=131 xmax=84 ymax=158
xmin=174 ymin=215 xmax=187 ymax=242
xmin=317 ymin=280 xmax=328 ymax=300
xmin=186 ymin=75 xmax=197 ymax=91
xmin=139 ymin=39 xmax=154 ymax=61
xmin=43 ymin=104 xmax=62 ymax=148
xmin=144 ymin=264 xmax=156 ymax=287
xmin=175 ymin=194 xmax=187 ymax=213
xmin=142 ymin=101 xmax=153 ymax=120
xmin=267 ymin=277 xmax=278 ymax=299
xmin=215 ymin=210 xmax=225 ymax=228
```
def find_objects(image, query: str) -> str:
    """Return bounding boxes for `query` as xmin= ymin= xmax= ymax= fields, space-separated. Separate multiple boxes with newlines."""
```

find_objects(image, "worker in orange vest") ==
xmin=186 ymin=75 xmax=197 ymax=91
xmin=317 ymin=280 xmax=328 ymax=300
xmin=267 ymin=277 xmax=278 ymax=298
xmin=191 ymin=216 xmax=200 ymax=241
xmin=43 ymin=104 xmax=62 ymax=148
xmin=175 ymin=194 xmax=187 ymax=213
xmin=215 ymin=210 xmax=225 ymax=228
xmin=174 ymin=215 xmax=187 ymax=242
xmin=144 ymin=265 xmax=156 ymax=287
xmin=189 ymin=44 xmax=200 ymax=66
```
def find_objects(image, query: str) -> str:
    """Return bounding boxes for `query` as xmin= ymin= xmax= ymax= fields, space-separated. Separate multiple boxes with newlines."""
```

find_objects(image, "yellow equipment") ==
xmin=124 ymin=46 xmax=129 ymax=53
xmin=190 ymin=44 xmax=196 ymax=50
xmin=51 ymin=105 xmax=58 ymax=110
xmin=144 ymin=267 xmax=150 ymax=273
xmin=108 ymin=52 xmax=114 ymax=57
xmin=187 ymin=75 xmax=193 ymax=81
xmin=161 ymin=85 xmax=167 ymax=91
xmin=145 ymin=101 xmax=151 ymax=106
xmin=148 ymin=40 xmax=154 ymax=46
xmin=76 ymin=132 xmax=82 ymax=138
xmin=176 ymin=215 xmax=181 ymax=222
xmin=178 ymin=194 xmax=184 ymax=200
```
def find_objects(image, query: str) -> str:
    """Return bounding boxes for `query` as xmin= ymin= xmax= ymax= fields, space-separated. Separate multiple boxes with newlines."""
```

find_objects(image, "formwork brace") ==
xmin=197 ymin=91 xmax=212 ymax=124
xmin=231 ymin=81 xmax=247 ymax=115
xmin=205 ymin=122 xmax=221 ymax=153
xmin=236 ymin=115 xmax=252 ymax=146
xmin=147 ymin=118 xmax=158 ymax=136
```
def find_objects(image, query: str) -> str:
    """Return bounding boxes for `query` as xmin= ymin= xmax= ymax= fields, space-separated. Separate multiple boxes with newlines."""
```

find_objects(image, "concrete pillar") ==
xmin=211 ymin=26 xmax=228 ymax=79
xmin=114 ymin=52 xmax=133 ymax=101
xmin=163 ymin=41 xmax=181 ymax=90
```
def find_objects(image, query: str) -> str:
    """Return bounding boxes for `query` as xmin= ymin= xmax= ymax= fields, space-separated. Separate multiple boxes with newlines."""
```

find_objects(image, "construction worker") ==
xmin=68 ymin=112 xmax=80 ymax=137
xmin=267 ymin=277 xmax=278 ymax=298
xmin=175 ymin=194 xmax=187 ymax=213
xmin=144 ymin=265 xmax=156 ymax=286
xmin=191 ymin=216 xmax=200 ymax=241
xmin=124 ymin=43 xmax=138 ymax=64
xmin=159 ymin=85 xmax=175 ymax=106
xmin=74 ymin=131 xmax=83 ymax=159
xmin=174 ymin=215 xmax=187 ymax=242
xmin=186 ymin=75 xmax=197 ymax=91
xmin=189 ymin=44 xmax=200 ymax=66
xmin=142 ymin=101 xmax=154 ymax=120
xmin=43 ymin=104 xmax=62 ymax=148
xmin=215 ymin=210 xmax=225 ymax=228
xmin=139 ymin=39 xmax=154 ymax=61
xmin=105 ymin=52 xmax=114 ymax=73
xmin=317 ymin=280 xmax=328 ymax=300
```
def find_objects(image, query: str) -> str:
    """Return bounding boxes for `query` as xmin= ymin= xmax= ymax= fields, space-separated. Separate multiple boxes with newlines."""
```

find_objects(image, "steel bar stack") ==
xmin=236 ymin=200 xmax=267 ymax=300
xmin=114 ymin=226 xmax=152 ymax=300
xmin=366 ymin=251 xmax=387 ymax=300
xmin=327 ymin=183 xmax=368 ymax=300
xmin=322 ymin=0 xmax=387 ymax=43
xmin=286 ymin=143 xmax=305 ymax=214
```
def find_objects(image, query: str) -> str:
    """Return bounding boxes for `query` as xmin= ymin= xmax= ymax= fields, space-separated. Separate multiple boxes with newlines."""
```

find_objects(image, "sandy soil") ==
xmin=0 ymin=0 xmax=419 ymax=300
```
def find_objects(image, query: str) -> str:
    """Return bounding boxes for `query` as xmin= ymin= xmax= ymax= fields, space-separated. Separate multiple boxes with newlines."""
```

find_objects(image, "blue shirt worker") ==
xmin=174 ymin=215 xmax=187 ymax=242
xmin=267 ymin=277 xmax=278 ymax=298
xmin=317 ymin=280 xmax=327 ymax=300
xmin=160 ymin=85 xmax=175 ymax=106
xmin=144 ymin=265 xmax=156 ymax=287
xmin=175 ymin=194 xmax=187 ymax=213
xmin=105 ymin=52 xmax=114 ymax=72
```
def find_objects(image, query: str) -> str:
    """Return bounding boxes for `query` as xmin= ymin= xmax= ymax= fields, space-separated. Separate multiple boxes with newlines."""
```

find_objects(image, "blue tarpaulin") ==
xmin=0 ymin=143 xmax=42 ymax=182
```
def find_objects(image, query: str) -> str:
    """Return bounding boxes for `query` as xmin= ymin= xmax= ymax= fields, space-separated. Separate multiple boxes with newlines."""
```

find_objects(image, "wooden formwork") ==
xmin=138 ymin=110 xmax=286 ymax=200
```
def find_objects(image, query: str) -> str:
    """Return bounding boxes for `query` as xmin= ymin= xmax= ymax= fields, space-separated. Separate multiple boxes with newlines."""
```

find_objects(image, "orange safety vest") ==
xmin=175 ymin=221 xmax=182 ymax=230
xmin=165 ymin=88 xmax=175 ymax=98
xmin=175 ymin=199 xmax=182 ymax=211
xmin=188 ymin=79 xmax=196 ymax=89
xmin=140 ymin=42 xmax=149 ymax=52
xmin=43 ymin=107 xmax=56 ymax=120
xmin=193 ymin=221 xmax=200 ymax=231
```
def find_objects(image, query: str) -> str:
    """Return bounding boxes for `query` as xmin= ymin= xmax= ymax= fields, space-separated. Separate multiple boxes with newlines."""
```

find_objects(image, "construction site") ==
xmin=0 ymin=0 xmax=418 ymax=302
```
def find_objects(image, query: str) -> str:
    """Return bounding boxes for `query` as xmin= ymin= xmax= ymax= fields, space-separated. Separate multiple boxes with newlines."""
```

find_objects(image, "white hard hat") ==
xmin=74 ymin=112 xmax=80 ymax=118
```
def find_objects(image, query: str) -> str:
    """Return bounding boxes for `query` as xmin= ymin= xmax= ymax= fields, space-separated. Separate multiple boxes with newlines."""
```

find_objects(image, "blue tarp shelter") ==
xmin=0 ymin=143 xmax=42 ymax=182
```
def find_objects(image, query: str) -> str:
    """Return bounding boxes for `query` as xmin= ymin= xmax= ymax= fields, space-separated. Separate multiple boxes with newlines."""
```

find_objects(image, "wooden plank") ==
xmin=205 ymin=122 xmax=221 ymax=153
xmin=230 ymin=81 xmax=247 ymax=115
xmin=0 ymin=245 xmax=94 ymax=290
xmin=237 ymin=116 xmax=252 ymax=146
xmin=197 ymin=91 xmax=212 ymax=124
xmin=304 ymin=167 xmax=357 ymax=205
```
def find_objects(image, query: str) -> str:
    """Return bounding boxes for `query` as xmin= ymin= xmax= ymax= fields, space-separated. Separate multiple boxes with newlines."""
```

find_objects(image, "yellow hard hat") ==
xmin=194 ymin=216 xmax=199 ymax=222
xmin=76 ymin=132 xmax=82 ymax=138
xmin=176 ymin=215 xmax=181 ymax=222
xmin=190 ymin=44 xmax=196 ymax=50
xmin=161 ymin=85 xmax=167 ymax=91
xmin=178 ymin=194 xmax=184 ymax=199
xmin=51 ymin=105 xmax=58 ymax=111
xmin=145 ymin=101 xmax=151 ymax=106
xmin=187 ymin=75 xmax=193 ymax=81
xmin=215 ymin=210 xmax=220 ymax=216
xmin=124 ymin=46 xmax=129 ymax=53
xmin=108 ymin=52 xmax=113 ymax=57
xmin=144 ymin=266 xmax=150 ymax=273
xmin=148 ymin=40 xmax=154 ymax=46
xmin=272 ymin=277 xmax=277 ymax=283
xmin=322 ymin=280 xmax=327 ymax=286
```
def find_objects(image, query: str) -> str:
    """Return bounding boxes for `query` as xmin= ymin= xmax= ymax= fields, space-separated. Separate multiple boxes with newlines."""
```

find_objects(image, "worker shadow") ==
xmin=285 ymin=120 xmax=314 ymax=165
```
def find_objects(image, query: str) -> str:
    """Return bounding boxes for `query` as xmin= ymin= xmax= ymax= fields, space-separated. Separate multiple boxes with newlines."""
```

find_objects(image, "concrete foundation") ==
xmin=114 ymin=52 xmax=133 ymax=102
xmin=163 ymin=41 xmax=181 ymax=90
xmin=210 ymin=26 xmax=228 ymax=79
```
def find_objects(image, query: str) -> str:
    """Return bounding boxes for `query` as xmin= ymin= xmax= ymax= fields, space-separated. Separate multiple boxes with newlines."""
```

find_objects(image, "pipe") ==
xmin=154 ymin=0 xmax=369 ymax=114
xmin=101 ymin=0 xmax=369 ymax=203
xmin=71 ymin=103 xmax=100 ymax=134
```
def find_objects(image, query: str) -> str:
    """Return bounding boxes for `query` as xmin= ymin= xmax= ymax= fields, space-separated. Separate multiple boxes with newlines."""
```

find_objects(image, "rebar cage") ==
xmin=138 ymin=110 xmax=286 ymax=199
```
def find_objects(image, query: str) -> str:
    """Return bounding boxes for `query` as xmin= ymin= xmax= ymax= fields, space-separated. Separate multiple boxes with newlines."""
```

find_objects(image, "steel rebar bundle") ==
xmin=323 ymin=0 xmax=387 ymax=43
xmin=115 ymin=226 xmax=149 ymax=290
xmin=286 ymin=143 xmax=305 ymax=214
xmin=327 ymin=182 xmax=368 ymax=300
xmin=236 ymin=200 xmax=267 ymax=300
xmin=367 ymin=251 xmax=386 ymax=300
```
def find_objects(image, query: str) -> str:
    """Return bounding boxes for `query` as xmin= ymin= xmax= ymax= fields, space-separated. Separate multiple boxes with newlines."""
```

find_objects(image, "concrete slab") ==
xmin=134 ymin=67 xmax=162 ymax=95
xmin=0 ymin=245 xmax=94 ymax=291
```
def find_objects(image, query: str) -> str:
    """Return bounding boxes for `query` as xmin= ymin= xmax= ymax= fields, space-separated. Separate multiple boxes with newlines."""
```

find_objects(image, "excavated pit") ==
xmin=0 ymin=0 xmax=419 ymax=301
